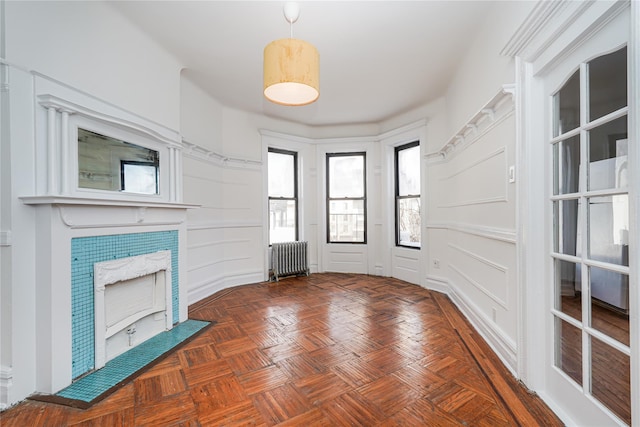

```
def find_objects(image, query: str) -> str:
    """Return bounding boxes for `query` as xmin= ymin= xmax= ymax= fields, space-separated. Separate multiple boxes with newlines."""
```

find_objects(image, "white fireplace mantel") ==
xmin=22 ymin=195 xmax=195 ymax=394
xmin=21 ymin=195 xmax=198 ymax=229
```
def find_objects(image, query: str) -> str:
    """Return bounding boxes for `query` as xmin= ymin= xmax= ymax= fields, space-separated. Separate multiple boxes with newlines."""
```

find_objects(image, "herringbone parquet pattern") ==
xmin=1 ymin=273 xmax=562 ymax=426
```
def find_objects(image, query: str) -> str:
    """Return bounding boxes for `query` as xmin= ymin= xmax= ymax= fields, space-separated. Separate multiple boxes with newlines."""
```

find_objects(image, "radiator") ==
xmin=271 ymin=241 xmax=309 ymax=281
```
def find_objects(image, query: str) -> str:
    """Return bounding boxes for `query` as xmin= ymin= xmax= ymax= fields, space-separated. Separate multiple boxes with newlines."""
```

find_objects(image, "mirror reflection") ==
xmin=78 ymin=128 xmax=159 ymax=194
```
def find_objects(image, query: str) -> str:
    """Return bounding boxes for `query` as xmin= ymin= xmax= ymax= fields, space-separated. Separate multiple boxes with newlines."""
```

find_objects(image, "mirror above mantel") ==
xmin=78 ymin=128 xmax=160 ymax=195
xmin=34 ymin=86 xmax=182 ymax=204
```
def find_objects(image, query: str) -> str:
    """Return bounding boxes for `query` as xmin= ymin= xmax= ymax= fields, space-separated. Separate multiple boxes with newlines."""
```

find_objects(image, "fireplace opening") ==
xmin=94 ymin=250 xmax=172 ymax=370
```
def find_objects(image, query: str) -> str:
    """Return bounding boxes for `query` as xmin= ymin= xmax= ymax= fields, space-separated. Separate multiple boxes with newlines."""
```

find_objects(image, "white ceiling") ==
xmin=110 ymin=1 xmax=494 ymax=127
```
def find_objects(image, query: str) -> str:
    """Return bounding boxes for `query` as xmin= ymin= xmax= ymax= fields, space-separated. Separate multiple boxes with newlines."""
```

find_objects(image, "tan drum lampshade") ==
xmin=263 ymin=38 xmax=319 ymax=106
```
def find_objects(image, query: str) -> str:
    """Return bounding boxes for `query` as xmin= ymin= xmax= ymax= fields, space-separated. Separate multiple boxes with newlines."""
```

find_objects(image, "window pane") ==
xmin=329 ymin=199 xmax=365 ymax=242
xmin=269 ymin=200 xmax=296 ymax=244
xmin=588 ymin=47 xmax=627 ymax=122
xmin=122 ymin=163 xmax=157 ymax=194
xmin=588 ymin=116 xmax=627 ymax=191
xmin=268 ymin=151 xmax=295 ymax=197
xmin=553 ymin=69 xmax=580 ymax=137
xmin=398 ymin=145 xmax=420 ymax=196
xmin=590 ymin=337 xmax=631 ymax=425
xmin=589 ymin=265 xmax=629 ymax=345
xmin=555 ymin=259 xmax=581 ymax=322
xmin=553 ymin=135 xmax=581 ymax=195
xmin=398 ymin=197 xmax=420 ymax=247
xmin=329 ymin=155 xmax=364 ymax=198
xmin=555 ymin=317 xmax=582 ymax=386
xmin=588 ymin=195 xmax=629 ymax=266
xmin=553 ymin=199 xmax=579 ymax=256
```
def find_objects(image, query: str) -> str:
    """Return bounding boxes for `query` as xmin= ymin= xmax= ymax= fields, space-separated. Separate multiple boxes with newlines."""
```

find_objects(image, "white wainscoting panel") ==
xmin=391 ymin=247 xmax=421 ymax=285
xmin=448 ymin=243 xmax=508 ymax=308
xmin=183 ymin=141 xmax=265 ymax=304
xmin=438 ymin=147 xmax=507 ymax=208
xmin=324 ymin=245 xmax=368 ymax=274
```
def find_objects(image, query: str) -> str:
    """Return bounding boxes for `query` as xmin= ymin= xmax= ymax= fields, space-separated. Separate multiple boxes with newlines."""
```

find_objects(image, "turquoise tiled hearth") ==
xmin=55 ymin=319 xmax=210 ymax=406
xmin=70 ymin=231 xmax=179 ymax=379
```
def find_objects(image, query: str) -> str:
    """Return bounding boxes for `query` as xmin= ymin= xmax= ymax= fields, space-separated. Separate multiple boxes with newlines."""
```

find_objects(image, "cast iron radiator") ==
xmin=271 ymin=241 xmax=310 ymax=282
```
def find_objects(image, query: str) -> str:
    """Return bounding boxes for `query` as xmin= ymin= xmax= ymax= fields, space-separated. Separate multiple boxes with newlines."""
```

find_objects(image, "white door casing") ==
xmin=509 ymin=1 xmax=637 ymax=425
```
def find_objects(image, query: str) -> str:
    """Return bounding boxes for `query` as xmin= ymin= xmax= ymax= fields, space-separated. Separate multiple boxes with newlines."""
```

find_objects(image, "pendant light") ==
xmin=263 ymin=2 xmax=319 ymax=106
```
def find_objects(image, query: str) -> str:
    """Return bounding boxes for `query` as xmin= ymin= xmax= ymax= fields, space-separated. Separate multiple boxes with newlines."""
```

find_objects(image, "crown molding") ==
xmin=182 ymin=139 xmax=262 ymax=170
xmin=426 ymin=85 xmax=514 ymax=164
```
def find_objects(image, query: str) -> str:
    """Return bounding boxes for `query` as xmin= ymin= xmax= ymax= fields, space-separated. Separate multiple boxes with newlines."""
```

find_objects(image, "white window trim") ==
xmin=260 ymin=130 xmax=312 ymax=280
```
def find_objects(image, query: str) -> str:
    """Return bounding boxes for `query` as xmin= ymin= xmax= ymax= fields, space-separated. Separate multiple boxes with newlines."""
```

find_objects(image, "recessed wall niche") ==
xmin=78 ymin=128 xmax=159 ymax=195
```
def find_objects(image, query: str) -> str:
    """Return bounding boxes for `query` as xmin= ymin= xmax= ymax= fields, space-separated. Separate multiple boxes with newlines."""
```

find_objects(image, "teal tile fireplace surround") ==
xmin=70 ymin=231 xmax=179 ymax=379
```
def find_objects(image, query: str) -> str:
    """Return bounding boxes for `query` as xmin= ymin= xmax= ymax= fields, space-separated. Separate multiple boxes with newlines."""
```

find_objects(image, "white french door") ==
xmin=541 ymin=7 xmax=636 ymax=426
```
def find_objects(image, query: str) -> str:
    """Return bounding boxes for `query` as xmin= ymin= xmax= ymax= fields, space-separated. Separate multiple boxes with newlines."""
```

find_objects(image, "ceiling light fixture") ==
xmin=263 ymin=2 xmax=319 ymax=106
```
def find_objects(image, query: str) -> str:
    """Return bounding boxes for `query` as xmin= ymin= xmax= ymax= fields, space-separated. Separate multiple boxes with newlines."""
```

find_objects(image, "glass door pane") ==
xmin=553 ymin=69 xmax=580 ymax=137
xmin=591 ymin=337 xmax=631 ymax=425
xmin=588 ymin=47 xmax=627 ymax=122
xmin=554 ymin=259 xmax=582 ymax=322
xmin=588 ymin=116 xmax=628 ymax=191
xmin=553 ymin=135 xmax=581 ymax=195
xmin=555 ymin=317 xmax=583 ymax=386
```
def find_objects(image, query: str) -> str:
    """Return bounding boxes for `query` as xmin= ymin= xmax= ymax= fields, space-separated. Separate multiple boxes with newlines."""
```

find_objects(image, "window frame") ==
xmin=326 ymin=151 xmax=367 ymax=244
xmin=268 ymin=147 xmax=299 ymax=245
xmin=120 ymin=159 xmax=159 ymax=195
xmin=395 ymin=141 xmax=421 ymax=249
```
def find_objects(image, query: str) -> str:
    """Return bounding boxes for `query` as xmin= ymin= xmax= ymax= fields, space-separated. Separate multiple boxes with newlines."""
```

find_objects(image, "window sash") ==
xmin=326 ymin=152 xmax=367 ymax=243
xmin=268 ymin=148 xmax=298 ymax=244
xmin=395 ymin=142 xmax=420 ymax=248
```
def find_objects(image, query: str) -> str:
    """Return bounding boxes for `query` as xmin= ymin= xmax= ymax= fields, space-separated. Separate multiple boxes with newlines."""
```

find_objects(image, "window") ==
xmin=120 ymin=161 xmax=158 ymax=194
xmin=327 ymin=152 xmax=366 ymax=243
xmin=395 ymin=141 xmax=420 ymax=248
xmin=268 ymin=148 xmax=298 ymax=244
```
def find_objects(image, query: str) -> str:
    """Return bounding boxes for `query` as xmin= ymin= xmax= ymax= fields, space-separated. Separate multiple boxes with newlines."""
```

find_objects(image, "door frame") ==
xmin=507 ymin=0 xmax=638 ymax=425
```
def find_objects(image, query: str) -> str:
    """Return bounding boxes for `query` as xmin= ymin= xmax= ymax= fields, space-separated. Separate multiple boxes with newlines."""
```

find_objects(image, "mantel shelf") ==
xmin=20 ymin=195 xmax=200 ymax=210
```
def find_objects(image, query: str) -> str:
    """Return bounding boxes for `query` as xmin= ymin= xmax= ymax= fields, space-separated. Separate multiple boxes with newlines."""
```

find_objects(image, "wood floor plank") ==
xmin=320 ymin=390 xmax=386 ymax=426
xmin=250 ymin=383 xmax=311 ymax=425
xmin=357 ymin=375 xmax=422 ymax=417
xmin=1 ymin=273 xmax=563 ymax=426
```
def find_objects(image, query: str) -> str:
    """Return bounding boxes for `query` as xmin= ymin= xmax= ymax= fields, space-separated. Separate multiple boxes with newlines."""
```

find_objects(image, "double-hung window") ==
xmin=327 ymin=152 xmax=366 ymax=243
xmin=395 ymin=141 xmax=421 ymax=248
xmin=268 ymin=148 xmax=298 ymax=245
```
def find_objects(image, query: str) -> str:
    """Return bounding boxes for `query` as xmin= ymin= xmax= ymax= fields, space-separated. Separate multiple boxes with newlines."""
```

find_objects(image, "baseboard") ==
xmin=0 ymin=365 xmax=12 ymax=411
xmin=535 ymin=390 xmax=576 ymax=427
xmin=187 ymin=270 xmax=264 ymax=306
xmin=423 ymin=274 xmax=451 ymax=294
xmin=447 ymin=286 xmax=517 ymax=374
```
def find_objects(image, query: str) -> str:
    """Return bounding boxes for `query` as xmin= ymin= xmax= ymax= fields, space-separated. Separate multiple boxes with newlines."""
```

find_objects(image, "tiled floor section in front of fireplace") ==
xmin=36 ymin=319 xmax=210 ymax=408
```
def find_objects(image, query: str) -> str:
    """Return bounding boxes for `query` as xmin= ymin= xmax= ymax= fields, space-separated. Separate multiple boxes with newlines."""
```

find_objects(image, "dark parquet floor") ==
xmin=1 ymin=273 xmax=563 ymax=426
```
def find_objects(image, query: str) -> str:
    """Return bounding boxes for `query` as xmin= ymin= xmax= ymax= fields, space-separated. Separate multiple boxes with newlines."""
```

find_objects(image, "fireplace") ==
xmin=12 ymin=78 xmax=197 ymax=399
xmin=93 ymin=250 xmax=173 ymax=369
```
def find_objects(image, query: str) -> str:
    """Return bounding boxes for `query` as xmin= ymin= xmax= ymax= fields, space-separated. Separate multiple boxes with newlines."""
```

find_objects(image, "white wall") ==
xmin=376 ymin=6 xmax=528 ymax=370
xmin=444 ymin=1 xmax=535 ymax=134
xmin=0 ymin=65 xmax=38 ymax=410
xmin=417 ymin=1 xmax=535 ymax=372
xmin=4 ymin=1 xmax=183 ymax=129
